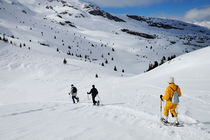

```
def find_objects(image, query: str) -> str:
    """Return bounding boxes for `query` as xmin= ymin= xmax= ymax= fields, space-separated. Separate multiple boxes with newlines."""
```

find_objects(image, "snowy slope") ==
xmin=1 ymin=0 xmax=210 ymax=140
xmin=1 ymin=0 xmax=210 ymax=74
xmin=0 ymin=41 xmax=210 ymax=139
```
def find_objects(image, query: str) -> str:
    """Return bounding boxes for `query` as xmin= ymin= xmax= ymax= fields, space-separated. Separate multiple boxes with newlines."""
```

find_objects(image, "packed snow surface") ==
xmin=0 ymin=42 xmax=210 ymax=140
xmin=1 ymin=0 xmax=210 ymax=139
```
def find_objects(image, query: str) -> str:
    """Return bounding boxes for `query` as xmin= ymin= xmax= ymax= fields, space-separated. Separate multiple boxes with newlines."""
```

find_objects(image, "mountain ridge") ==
xmin=0 ymin=0 xmax=210 ymax=74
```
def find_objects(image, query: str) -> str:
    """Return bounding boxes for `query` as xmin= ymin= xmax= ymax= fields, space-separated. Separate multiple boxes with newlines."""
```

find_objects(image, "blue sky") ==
xmin=83 ymin=0 xmax=210 ymax=22
xmin=102 ymin=0 xmax=210 ymax=17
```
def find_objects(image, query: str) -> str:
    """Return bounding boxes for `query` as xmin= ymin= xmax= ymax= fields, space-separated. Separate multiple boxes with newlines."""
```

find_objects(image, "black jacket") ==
xmin=88 ymin=87 xmax=98 ymax=96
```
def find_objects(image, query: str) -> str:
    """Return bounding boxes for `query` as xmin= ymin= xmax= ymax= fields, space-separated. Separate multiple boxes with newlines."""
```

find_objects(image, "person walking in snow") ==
xmin=87 ymin=85 xmax=99 ymax=105
xmin=160 ymin=77 xmax=182 ymax=125
xmin=69 ymin=84 xmax=79 ymax=104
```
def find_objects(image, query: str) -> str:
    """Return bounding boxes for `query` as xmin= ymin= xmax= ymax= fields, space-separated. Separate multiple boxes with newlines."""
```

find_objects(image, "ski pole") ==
xmin=160 ymin=98 xmax=163 ymax=120
xmin=97 ymin=94 xmax=101 ymax=101
xmin=87 ymin=92 xmax=90 ymax=100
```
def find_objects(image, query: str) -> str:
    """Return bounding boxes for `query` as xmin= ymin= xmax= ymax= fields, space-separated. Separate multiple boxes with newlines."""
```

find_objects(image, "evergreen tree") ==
xmin=63 ymin=58 xmax=67 ymax=64
xmin=154 ymin=61 xmax=158 ymax=68
xmin=114 ymin=66 xmax=117 ymax=71
xmin=105 ymin=59 xmax=108 ymax=64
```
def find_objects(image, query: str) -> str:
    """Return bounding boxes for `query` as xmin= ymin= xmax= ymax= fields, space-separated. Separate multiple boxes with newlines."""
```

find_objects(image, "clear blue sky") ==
xmin=101 ymin=0 xmax=209 ymax=17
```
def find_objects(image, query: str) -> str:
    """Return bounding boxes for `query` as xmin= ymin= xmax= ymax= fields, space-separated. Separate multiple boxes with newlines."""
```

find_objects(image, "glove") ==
xmin=160 ymin=95 xmax=163 ymax=101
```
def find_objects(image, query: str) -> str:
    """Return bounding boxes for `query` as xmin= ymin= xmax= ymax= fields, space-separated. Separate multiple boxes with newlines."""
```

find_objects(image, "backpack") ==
xmin=170 ymin=86 xmax=179 ymax=104
xmin=72 ymin=87 xmax=77 ymax=93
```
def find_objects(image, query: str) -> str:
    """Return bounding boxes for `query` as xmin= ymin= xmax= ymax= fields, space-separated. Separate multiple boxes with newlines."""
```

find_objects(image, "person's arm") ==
xmin=162 ymin=87 xmax=170 ymax=101
xmin=87 ymin=89 xmax=92 ymax=94
xmin=177 ymin=86 xmax=182 ymax=97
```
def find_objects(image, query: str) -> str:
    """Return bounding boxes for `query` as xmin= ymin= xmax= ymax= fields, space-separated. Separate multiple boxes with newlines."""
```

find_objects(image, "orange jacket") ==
xmin=162 ymin=83 xmax=182 ymax=104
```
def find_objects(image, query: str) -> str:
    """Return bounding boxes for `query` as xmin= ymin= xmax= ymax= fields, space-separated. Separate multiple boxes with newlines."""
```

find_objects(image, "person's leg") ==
xmin=92 ymin=95 xmax=97 ymax=105
xmin=163 ymin=103 xmax=172 ymax=122
xmin=164 ymin=104 xmax=170 ymax=118
xmin=76 ymin=97 xmax=79 ymax=103
xmin=170 ymin=104 xmax=178 ymax=117
xmin=72 ymin=96 xmax=76 ymax=103
xmin=170 ymin=104 xmax=179 ymax=124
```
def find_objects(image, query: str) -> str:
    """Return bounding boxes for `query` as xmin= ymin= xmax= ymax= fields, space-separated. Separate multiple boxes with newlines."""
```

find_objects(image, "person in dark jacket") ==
xmin=69 ymin=84 xmax=79 ymax=104
xmin=87 ymin=85 xmax=99 ymax=105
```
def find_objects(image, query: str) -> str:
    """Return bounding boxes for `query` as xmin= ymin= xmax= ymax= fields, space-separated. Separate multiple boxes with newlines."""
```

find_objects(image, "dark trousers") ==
xmin=92 ymin=95 xmax=97 ymax=105
xmin=72 ymin=96 xmax=79 ymax=103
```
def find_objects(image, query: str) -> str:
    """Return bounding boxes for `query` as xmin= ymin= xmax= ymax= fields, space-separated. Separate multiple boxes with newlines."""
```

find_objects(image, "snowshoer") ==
xmin=160 ymin=77 xmax=182 ymax=125
xmin=69 ymin=84 xmax=79 ymax=104
xmin=87 ymin=85 xmax=99 ymax=105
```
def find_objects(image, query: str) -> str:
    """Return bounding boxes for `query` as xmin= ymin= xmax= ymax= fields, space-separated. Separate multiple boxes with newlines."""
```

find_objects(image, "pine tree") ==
xmin=105 ymin=59 xmax=108 ymax=64
xmin=95 ymin=74 xmax=98 ymax=78
xmin=63 ymin=58 xmax=67 ymax=64
xmin=154 ymin=61 xmax=158 ymax=68
xmin=114 ymin=66 xmax=117 ymax=71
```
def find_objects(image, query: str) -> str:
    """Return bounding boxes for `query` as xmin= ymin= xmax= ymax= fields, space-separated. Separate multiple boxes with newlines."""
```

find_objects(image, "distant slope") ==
xmin=0 ymin=0 xmax=210 ymax=74
xmin=0 ymin=37 xmax=210 ymax=140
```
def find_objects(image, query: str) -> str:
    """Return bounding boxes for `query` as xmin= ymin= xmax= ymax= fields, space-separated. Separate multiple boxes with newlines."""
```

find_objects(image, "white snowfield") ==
xmin=0 ymin=43 xmax=210 ymax=140
xmin=0 ymin=0 xmax=210 ymax=139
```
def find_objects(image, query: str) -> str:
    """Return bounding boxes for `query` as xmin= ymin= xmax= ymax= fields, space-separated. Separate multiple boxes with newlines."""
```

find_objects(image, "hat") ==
xmin=168 ymin=77 xmax=174 ymax=84
xmin=92 ymin=85 xmax=95 ymax=88
xmin=71 ymin=84 xmax=74 ymax=87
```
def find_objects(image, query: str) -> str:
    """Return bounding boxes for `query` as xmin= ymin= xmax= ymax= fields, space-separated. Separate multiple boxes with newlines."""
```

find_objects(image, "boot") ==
xmin=174 ymin=117 xmax=179 ymax=125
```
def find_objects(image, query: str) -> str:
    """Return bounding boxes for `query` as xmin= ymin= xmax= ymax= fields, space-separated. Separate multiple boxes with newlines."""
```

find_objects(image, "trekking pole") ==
xmin=97 ymin=94 xmax=101 ymax=101
xmin=160 ymin=98 xmax=163 ymax=120
xmin=159 ymin=98 xmax=164 ymax=128
xmin=97 ymin=94 xmax=102 ymax=106
xmin=87 ymin=92 xmax=90 ymax=100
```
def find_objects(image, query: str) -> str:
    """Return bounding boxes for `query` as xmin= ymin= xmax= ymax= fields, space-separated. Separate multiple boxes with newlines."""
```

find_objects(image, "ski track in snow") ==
xmin=0 ymin=101 xmax=209 ymax=140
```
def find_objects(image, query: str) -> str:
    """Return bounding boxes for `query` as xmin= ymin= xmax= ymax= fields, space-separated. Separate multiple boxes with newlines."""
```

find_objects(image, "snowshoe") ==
xmin=160 ymin=118 xmax=169 ymax=125
xmin=96 ymin=100 xmax=100 ymax=106
xmin=161 ymin=118 xmax=184 ymax=127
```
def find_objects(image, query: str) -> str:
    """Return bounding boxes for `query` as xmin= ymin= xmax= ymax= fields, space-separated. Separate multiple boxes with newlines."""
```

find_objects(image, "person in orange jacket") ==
xmin=160 ymin=77 xmax=182 ymax=124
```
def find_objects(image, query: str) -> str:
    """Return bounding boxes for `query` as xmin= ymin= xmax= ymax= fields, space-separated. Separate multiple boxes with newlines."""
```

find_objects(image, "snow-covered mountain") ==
xmin=1 ymin=0 xmax=210 ymax=74
xmin=1 ymin=0 xmax=210 ymax=140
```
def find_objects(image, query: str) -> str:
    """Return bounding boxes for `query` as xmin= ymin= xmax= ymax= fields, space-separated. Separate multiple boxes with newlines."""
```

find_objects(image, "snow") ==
xmin=1 ymin=41 xmax=210 ymax=140
xmin=0 ymin=0 xmax=210 ymax=139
